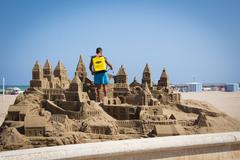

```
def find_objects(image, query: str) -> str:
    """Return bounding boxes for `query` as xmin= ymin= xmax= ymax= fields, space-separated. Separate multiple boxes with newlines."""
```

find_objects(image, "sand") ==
xmin=1 ymin=91 xmax=240 ymax=151
xmin=1 ymin=92 xmax=239 ymax=124
xmin=181 ymin=91 xmax=240 ymax=120
xmin=0 ymin=95 xmax=17 ymax=126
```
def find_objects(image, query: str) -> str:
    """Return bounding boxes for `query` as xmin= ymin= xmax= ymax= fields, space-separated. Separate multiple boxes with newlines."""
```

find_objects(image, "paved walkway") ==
xmin=0 ymin=95 xmax=17 ymax=126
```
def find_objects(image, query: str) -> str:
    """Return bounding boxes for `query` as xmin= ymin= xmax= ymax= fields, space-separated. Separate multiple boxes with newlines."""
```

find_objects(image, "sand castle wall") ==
xmin=176 ymin=104 xmax=221 ymax=117
xmin=0 ymin=132 xmax=240 ymax=160
xmin=43 ymin=100 xmax=82 ymax=119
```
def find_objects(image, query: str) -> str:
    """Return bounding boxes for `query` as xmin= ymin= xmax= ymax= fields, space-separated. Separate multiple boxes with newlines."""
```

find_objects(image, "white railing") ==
xmin=0 ymin=132 xmax=240 ymax=160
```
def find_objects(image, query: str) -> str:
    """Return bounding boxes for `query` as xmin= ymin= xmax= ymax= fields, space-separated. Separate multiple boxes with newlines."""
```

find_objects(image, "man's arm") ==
xmin=105 ymin=57 xmax=113 ymax=70
xmin=89 ymin=57 xmax=94 ymax=75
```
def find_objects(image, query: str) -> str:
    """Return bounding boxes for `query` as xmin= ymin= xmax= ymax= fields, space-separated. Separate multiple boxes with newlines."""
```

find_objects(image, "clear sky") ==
xmin=0 ymin=0 xmax=240 ymax=85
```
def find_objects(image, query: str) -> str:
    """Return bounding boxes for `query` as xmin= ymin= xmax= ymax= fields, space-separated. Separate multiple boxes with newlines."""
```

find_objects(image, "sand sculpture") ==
xmin=1 ymin=55 xmax=240 ymax=151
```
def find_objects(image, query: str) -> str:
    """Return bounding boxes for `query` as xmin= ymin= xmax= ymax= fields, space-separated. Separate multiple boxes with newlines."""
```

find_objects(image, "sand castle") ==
xmin=1 ymin=55 xmax=240 ymax=151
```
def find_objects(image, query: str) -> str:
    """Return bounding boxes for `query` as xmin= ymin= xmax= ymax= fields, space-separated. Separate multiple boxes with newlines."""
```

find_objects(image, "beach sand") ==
xmin=181 ymin=91 xmax=240 ymax=120
xmin=0 ymin=95 xmax=17 ymax=126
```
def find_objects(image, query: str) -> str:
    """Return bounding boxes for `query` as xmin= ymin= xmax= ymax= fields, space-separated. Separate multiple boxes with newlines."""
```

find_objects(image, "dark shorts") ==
xmin=94 ymin=72 xmax=109 ymax=85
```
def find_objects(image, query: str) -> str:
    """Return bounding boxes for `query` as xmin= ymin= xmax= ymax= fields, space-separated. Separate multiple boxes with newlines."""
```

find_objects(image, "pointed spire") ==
xmin=69 ymin=71 xmax=82 ymax=91
xmin=158 ymin=67 xmax=170 ymax=88
xmin=160 ymin=67 xmax=168 ymax=78
xmin=71 ymin=72 xmax=82 ymax=84
xmin=43 ymin=59 xmax=51 ymax=70
xmin=32 ymin=60 xmax=42 ymax=71
xmin=55 ymin=60 xmax=65 ymax=71
xmin=79 ymin=54 xmax=83 ymax=63
xmin=76 ymin=55 xmax=84 ymax=70
xmin=76 ymin=54 xmax=87 ymax=80
xmin=133 ymin=76 xmax=137 ymax=82
xmin=43 ymin=59 xmax=52 ymax=75
xmin=54 ymin=60 xmax=69 ymax=81
xmin=142 ymin=63 xmax=152 ymax=88
xmin=143 ymin=63 xmax=150 ymax=73
xmin=32 ymin=60 xmax=43 ymax=80
xmin=116 ymin=65 xmax=127 ymax=76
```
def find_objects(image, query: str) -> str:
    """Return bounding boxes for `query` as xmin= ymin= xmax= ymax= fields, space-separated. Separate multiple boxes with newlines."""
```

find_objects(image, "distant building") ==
xmin=202 ymin=83 xmax=225 ymax=91
xmin=174 ymin=84 xmax=188 ymax=92
xmin=225 ymin=83 xmax=239 ymax=92
xmin=188 ymin=83 xmax=202 ymax=92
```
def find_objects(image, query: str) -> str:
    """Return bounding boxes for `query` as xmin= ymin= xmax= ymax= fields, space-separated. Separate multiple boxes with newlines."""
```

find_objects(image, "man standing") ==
xmin=89 ymin=47 xmax=113 ymax=101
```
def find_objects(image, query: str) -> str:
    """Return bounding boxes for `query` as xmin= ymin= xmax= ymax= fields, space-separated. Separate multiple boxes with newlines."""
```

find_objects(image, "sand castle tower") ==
xmin=32 ymin=60 xmax=43 ymax=80
xmin=157 ymin=68 xmax=170 ymax=89
xmin=134 ymin=82 xmax=153 ymax=106
xmin=54 ymin=61 xmax=70 ymax=89
xmin=65 ymin=72 xmax=89 ymax=102
xmin=69 ymin=72 xmax=83 ymax=92
xmin=65 ymin=72 xmax=85 ymax=101
xmin=76 ymin=55 xmax=87 ymax=83
xmin=43 ymin=59 xmax=57 ymax=88
xmin=114 ymin=65 xmax=128 ymax=83
xmin=30 ymin=61 xmax=48 ymax=88
xmin=113 ymin=65 xmax=130 ymax=103
xmin=54 ymin=61 xmax=67 ymax=79
xmin=43 ymin=59 xmax=52 ymax=77
xmin=142 ymin=64 xmax=152 ymax=89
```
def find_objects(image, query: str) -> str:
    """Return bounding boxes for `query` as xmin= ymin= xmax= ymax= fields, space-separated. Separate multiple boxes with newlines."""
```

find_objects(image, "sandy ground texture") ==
xmin=0 ymin=95 xmax=17 ymax=126
xmin=181 ymin=91 xmax=240 ymax=120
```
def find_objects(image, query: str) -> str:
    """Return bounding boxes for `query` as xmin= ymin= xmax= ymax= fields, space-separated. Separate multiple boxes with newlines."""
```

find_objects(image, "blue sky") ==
xmin=0 ymin=0 xmax=240 ymax=85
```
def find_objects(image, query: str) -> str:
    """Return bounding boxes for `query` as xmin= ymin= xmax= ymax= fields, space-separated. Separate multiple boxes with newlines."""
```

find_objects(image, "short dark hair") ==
xmin=96 ymin=47 xmax=102 ymax=53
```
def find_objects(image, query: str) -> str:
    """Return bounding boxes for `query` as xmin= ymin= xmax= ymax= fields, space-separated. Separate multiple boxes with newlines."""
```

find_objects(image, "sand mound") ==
xmin=0 ymin=127 xmax=32 ymax=150
xmin=79 ymin=102 xmax=118 ymax=135
xmin=181 ymin=99 xmax=220 ymax=113
xmin=14 ymin=93 xmax=25 ymax=105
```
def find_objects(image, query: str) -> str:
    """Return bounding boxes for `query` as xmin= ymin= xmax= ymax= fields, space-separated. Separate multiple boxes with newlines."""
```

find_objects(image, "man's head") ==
xmin=96 ymin=47 xmax=103 ymax=55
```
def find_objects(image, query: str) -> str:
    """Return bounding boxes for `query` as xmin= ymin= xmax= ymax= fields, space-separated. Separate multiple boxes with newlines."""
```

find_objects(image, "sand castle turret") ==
xmin=65 ymin=72 xmax=89 ymax=102
xmin=30 ymin=60 xmax=49 ymax=88
xmin=114 ymin=65 xmax=127 ymax=83
xmin=157 ymin=68 xmax=170 ymax=89
xmin=54 ymin=61 xmax=67 ymax=78
xmin=114 ymin=65 xmax=128 ymax=83
xmin=76 ymin=55 xmax=87 ymax=83
xmin=54 ymin=60 xmax=69 ymax=88
xmin=113 ymin=65 xmax=130 ymax=103
xmin=142 ymin=64 xmax=152 ymax=88
xmin=43 ymin=59 xmax=56 ymax=88
xmin=32 ymin=60 xmax=43 ymax=80
xmin=43 ymin=59 xmax=52 ymax=76
xmin=69 ymin=72 xmax=82 ymax=91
